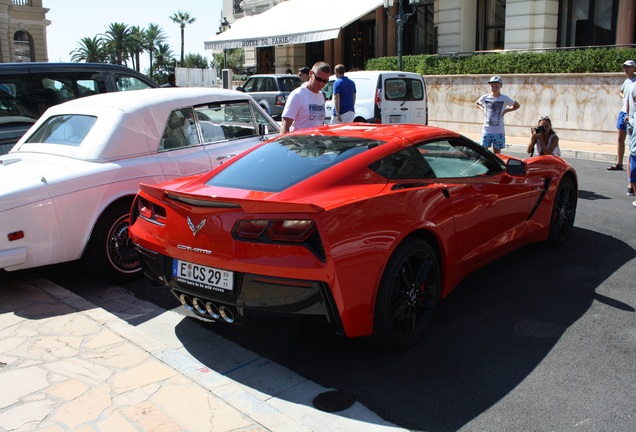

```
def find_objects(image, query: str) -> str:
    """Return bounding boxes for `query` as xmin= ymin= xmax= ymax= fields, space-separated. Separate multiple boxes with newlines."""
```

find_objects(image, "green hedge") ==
xmin=366 ymin=47 xmax=636 ymax=74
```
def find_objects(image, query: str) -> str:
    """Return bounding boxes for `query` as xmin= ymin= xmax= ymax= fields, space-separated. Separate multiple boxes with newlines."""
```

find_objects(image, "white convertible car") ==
xmin=0 ymin=87 xmax=279 ymax=281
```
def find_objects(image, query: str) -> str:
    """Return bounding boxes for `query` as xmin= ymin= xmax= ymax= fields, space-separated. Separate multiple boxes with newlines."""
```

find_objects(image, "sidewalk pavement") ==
xmin=0 ymin=274 xmax=406 ymax=432
xmin=0 ymin=137 xmax=621 ymax=432
xmin=462 ymin=132 xmax=621 ymax=164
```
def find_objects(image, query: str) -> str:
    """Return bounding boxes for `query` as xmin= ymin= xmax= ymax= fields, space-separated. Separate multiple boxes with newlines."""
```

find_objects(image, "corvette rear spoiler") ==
xmin=139 ymin=182 xmax=325 ymax=214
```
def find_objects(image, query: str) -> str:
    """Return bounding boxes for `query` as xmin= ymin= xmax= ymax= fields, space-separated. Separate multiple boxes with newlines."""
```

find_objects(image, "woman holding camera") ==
xmin=527 ymin=115 xmax=561 ymax=157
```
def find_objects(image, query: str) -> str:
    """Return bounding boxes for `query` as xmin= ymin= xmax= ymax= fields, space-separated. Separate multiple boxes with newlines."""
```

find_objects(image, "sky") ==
xmin=43 ymin=0 xmax=223 ymax=71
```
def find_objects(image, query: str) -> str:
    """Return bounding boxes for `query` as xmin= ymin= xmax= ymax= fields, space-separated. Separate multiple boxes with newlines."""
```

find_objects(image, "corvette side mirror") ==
xmin=506 ymin=158 xmax=527 ymax=177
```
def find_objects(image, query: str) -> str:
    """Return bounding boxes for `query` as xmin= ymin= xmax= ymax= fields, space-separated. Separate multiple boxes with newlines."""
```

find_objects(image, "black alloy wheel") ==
xmin=547 ymin=176 xmax=577 ymax=246
xmin=371 ymin=237 xmax=440 ymax=350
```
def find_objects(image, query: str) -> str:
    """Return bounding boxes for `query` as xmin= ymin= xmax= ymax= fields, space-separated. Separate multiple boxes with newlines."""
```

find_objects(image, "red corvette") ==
xmin=129 ymin=124 xmax=577 ymax=349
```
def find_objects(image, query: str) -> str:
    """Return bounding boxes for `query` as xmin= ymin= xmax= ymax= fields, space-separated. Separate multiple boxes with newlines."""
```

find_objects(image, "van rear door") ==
xmin=377 ymin=73 xmax=427 ymax=125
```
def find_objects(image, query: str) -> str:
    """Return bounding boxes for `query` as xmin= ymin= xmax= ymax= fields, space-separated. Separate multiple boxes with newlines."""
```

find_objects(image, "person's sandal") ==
xmin=607 ymin=164 xmax=623 ymax=170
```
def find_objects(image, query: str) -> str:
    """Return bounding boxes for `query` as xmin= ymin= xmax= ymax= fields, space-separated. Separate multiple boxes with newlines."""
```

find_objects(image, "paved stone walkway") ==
xmin=0 ymin=275 xmax=405 ymax=432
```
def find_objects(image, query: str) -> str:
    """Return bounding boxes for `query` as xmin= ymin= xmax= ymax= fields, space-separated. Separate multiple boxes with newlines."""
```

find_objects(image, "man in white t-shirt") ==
xmin=280 ymin=62 xmax=331 ymax=134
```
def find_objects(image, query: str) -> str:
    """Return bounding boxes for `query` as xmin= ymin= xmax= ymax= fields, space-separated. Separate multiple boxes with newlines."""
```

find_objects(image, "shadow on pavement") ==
xmin=175 ymin=226 xmax=635 ymax=431
xmin=578 ymin=189 xmax=611 ymax=201
xmin=3 ymin=225 xmax=633 ymax=431
xmin=2 ymin=261 xmax=180 ymax=326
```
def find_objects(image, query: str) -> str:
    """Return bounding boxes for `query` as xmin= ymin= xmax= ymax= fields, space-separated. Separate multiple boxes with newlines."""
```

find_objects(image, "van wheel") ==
xmin=83 ymin=200 xmax=141 ymax=283
xmin=353 ymin=117 xmax=366 ymax=123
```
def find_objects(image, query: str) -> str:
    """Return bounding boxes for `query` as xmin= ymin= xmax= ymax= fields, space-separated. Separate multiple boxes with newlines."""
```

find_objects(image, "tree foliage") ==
xmin=103 ymin=22 xmax=131 ymax=66
xmin=67 ymin=11 xmax=213 ymax=81
xmin=70 ymin=36 xmax=108 ymax=63
xmin=127 ymin=26 xmax=146 ymax=72
xmin=169 ymin=10 xmax=196 ymax=67
xmin=211 ymin=49 xmax=244 ymax=74
xmin=146 ymin=23 xmax=167 ymax=77
xmin=366 ymin=47 xmax=636 ymax=74
xmin=183 ymin=53 xmax=209 ymax=69
xmin=151 ymin=42 xmax=176 ymax=83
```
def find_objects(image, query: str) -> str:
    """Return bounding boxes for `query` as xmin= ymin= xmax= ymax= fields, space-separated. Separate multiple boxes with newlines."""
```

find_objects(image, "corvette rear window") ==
xmin=208 ymin=136 xmax=382 ymax=192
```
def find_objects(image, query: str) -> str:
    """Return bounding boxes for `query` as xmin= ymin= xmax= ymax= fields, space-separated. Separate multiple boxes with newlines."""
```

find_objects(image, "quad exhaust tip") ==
xmin=219 ymin=306 xmax=235 ymax=323
xmin=178 ymin=294 xmax=236 ymax=324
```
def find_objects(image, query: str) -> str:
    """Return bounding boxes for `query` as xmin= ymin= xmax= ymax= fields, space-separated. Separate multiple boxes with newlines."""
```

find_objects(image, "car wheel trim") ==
xmin=390 ymin=250 xmax=439 ymax=342
xmin=106 ymin=214 xmax=139 ymax=273
xmin=550 ymin=179 xmax=577 ymax=242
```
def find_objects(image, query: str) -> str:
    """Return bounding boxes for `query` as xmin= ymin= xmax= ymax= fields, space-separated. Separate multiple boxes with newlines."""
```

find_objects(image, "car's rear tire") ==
xmin=83 ymin=200 xmax=141 ymax=283
xmin=547 ymin=176 xmax=577 ymax=246
xmin=370 ymin=237 xmax=440 ymax=350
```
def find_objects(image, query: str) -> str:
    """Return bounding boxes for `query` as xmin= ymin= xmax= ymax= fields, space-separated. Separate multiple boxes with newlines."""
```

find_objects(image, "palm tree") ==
xmin=103 ymin=22 xmax=131 ymax=65
xmin=145 ymin=23 xmax=167 ymax=77
xmin=70 ymin=36 xmax=106 ymax=63
xmin=127 ymin=26 xmax=146 ymax=72
xmin=169 ymin=10 xmax=195 ymax=67
xmin=152 ymin=42 xmax=176 ymax=80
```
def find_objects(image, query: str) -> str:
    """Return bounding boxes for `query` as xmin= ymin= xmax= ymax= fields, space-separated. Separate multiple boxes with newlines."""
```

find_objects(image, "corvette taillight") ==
xmin=234 ymin=219 xmax=325 ymax=261
xmin=269 ymin=220 xmax=315 ymax=242
xmin=137 ymin=197 xmax=167 ymax=225
xmin=234 ymin=219 xmax=315 ymax=242
xmin=233 ymin=220 xmax=269 ymax=239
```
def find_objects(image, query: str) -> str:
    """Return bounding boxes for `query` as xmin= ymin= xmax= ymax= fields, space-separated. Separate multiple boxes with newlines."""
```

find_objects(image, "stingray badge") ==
xmin=187 ymin=217 xmax=206 ymax=237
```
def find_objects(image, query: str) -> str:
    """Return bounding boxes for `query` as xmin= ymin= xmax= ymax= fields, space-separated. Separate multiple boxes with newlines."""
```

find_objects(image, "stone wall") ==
xmin=425 ymin=73 xmax=624 ymax=145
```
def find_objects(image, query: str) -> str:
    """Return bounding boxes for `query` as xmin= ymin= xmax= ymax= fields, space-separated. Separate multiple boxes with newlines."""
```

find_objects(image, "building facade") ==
xmin=0 ymin=0 xmax=49 ymax=63
xmin=215 ymin=0 xmax=635 ymax=73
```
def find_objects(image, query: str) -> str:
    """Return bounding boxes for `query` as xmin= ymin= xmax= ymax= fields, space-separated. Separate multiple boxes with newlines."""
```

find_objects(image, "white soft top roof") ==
xmin=14 ymin=88 xmax=254 ymax=161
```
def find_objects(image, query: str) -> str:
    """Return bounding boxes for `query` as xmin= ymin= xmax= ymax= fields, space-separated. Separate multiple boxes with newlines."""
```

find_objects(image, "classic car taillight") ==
xmin=275 ymin=95 xmax=286 ymax=106
xmin=7 ymin=231 xmax=24 ymax=241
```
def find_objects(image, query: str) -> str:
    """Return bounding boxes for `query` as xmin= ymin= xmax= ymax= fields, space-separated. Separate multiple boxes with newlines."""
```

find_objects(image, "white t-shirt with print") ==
xmin=476 ymin=93 xmax=516 ymax=135
xmin=282 ymin=85 xmax=326 ymax=131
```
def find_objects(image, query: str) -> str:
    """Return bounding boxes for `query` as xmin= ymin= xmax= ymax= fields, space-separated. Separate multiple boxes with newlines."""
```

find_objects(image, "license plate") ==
xmin=389 ymin=116 xmax=401 ymax=123
xmin=172 ymin=259 xmax=233 ymax=293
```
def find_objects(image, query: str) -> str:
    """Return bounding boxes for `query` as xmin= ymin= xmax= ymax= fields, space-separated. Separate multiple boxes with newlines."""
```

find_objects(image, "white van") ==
xmin=323 ymin=70 xmax=427 ymax=125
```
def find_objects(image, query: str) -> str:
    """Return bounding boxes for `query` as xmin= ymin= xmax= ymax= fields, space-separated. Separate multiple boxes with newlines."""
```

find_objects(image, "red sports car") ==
xmin=129 ymin=124 xmax=577 ymax=349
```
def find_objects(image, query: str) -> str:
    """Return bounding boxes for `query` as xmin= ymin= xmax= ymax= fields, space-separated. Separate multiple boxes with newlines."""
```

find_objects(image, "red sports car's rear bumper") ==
xmin=134 ymin=243 xmax=346 ymax=334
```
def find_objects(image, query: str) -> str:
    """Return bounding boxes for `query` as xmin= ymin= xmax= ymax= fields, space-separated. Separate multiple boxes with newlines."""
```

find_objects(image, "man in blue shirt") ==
xmin=331 ymin=64 xmax=356 ymax=124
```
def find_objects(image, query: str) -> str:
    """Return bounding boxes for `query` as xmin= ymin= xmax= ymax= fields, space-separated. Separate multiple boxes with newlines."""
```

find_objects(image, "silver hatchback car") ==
xmin=236 ymin=74 xmax=301 ymax=120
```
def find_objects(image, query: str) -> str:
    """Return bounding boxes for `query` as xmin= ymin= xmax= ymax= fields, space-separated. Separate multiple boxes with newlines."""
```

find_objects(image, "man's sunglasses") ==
xmin=313 ymin=75 xmax=329 ymax=84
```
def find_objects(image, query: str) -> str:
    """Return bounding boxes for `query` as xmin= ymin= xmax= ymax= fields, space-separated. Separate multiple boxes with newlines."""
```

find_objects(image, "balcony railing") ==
xmin=12 ymin=0 xmax=32 ymax=6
